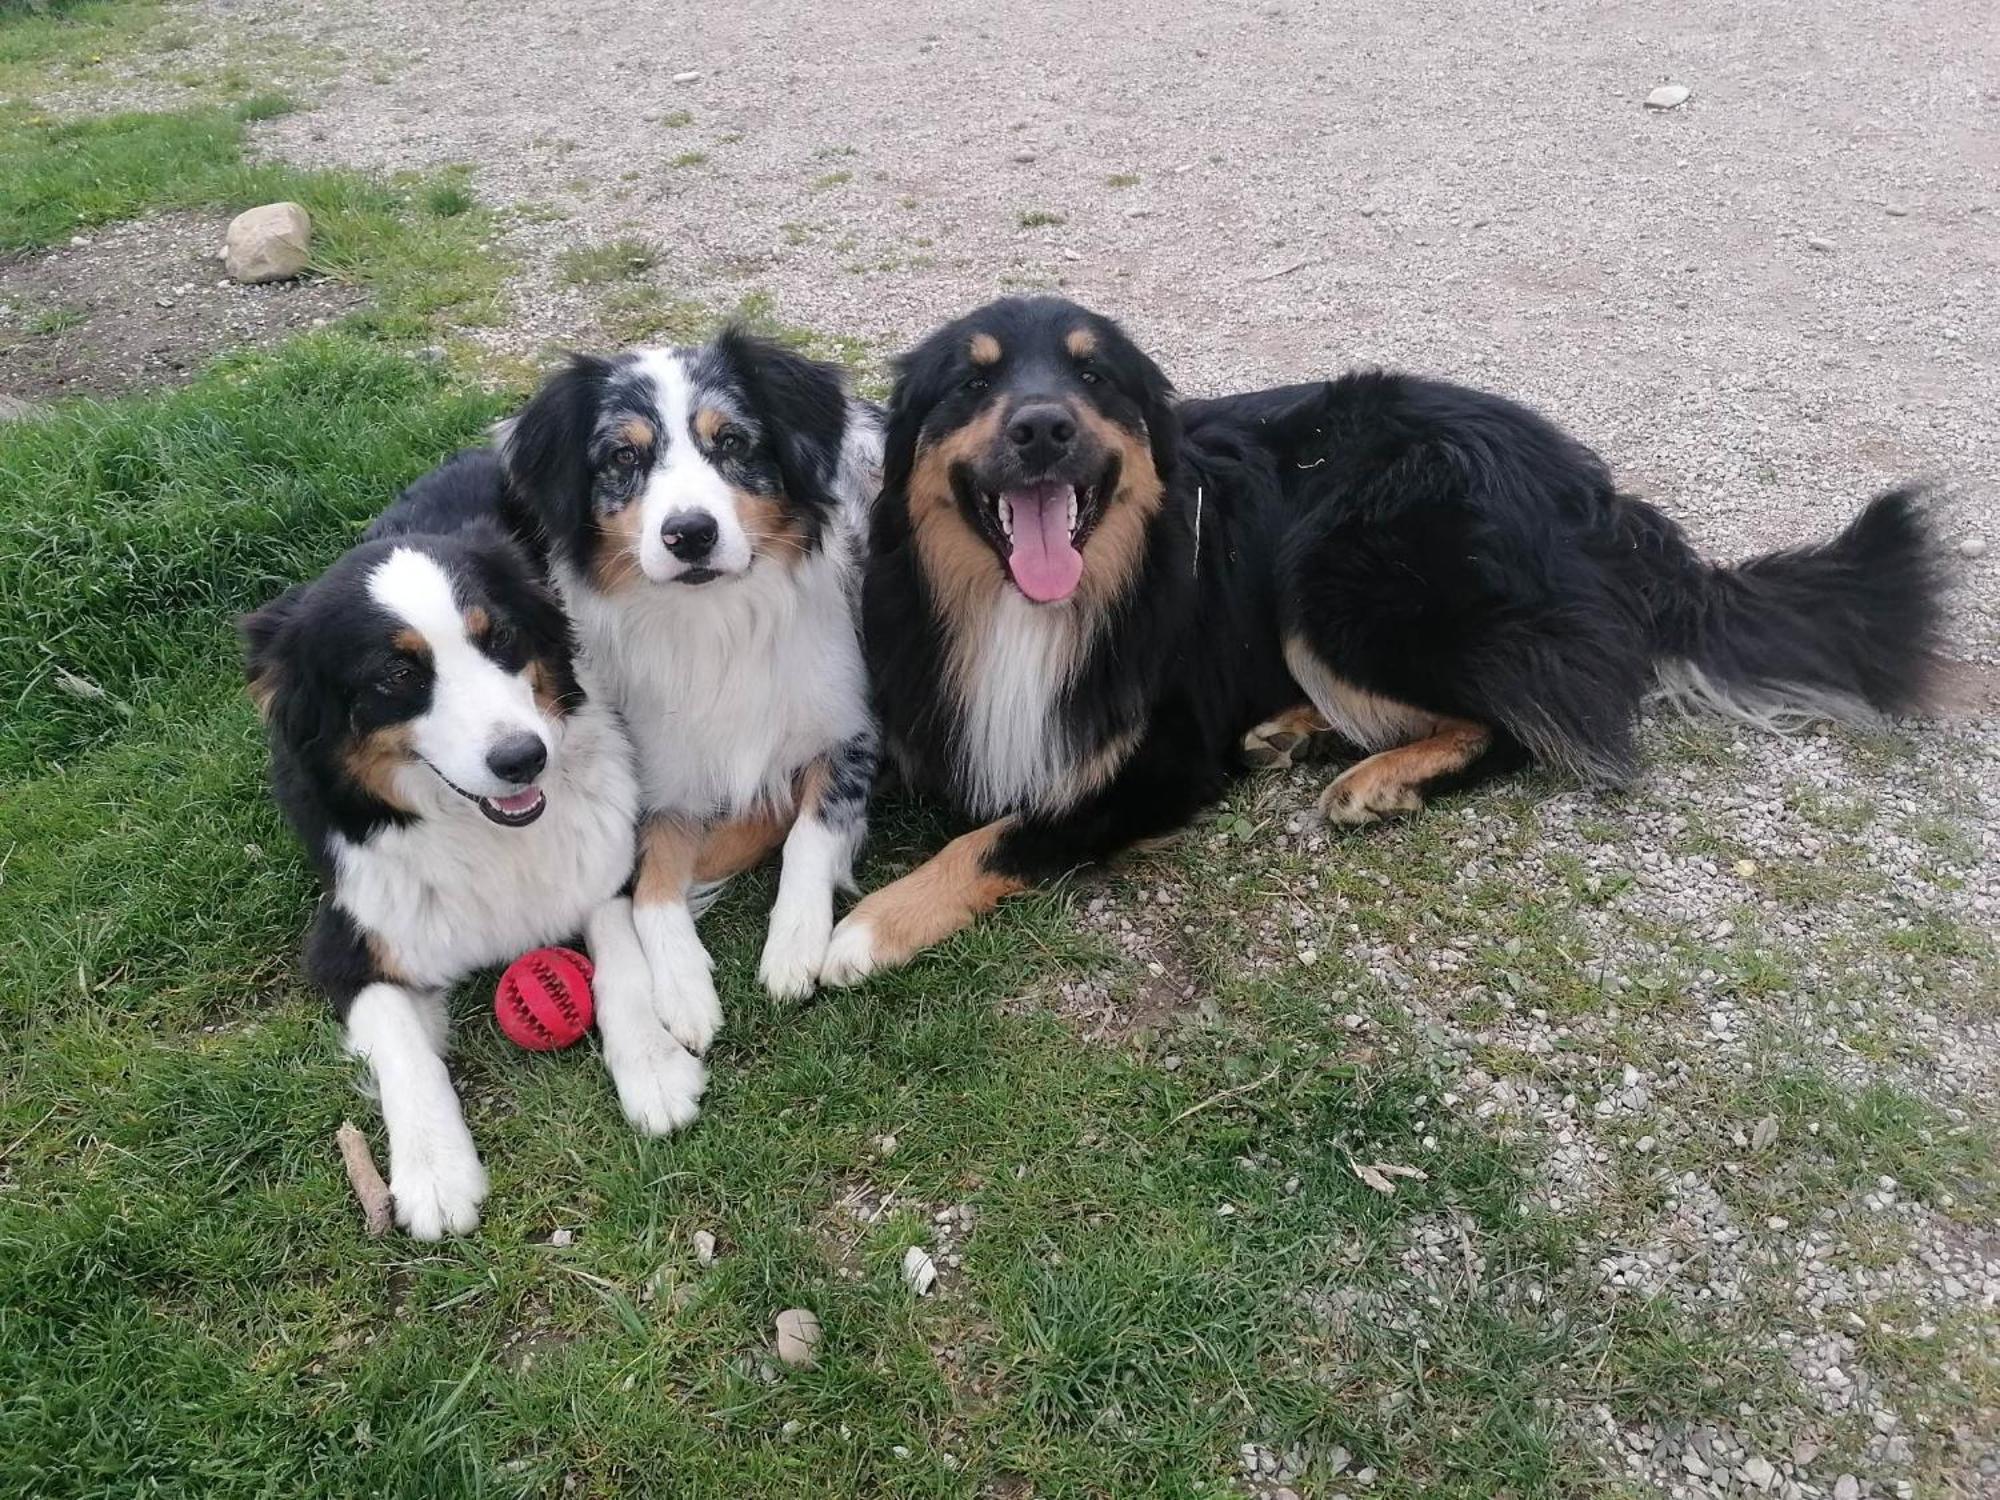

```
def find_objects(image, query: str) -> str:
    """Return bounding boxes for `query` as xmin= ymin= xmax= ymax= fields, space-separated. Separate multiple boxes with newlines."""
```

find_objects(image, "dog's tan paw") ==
xmin=1317 ymin=769 xmax=1425 ymax=826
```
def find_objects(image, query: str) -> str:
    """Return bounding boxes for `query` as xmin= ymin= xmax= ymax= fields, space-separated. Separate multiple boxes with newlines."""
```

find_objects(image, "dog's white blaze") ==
xmin=331 ymin=689 xmax=639 ymax=991
xmin=366 ymin=547 xmax=549 ymax=797
xmin=955 ymin=590 xmax=1088 ymax=818
xmin=630 ymin=350 xmax=755 ymax=583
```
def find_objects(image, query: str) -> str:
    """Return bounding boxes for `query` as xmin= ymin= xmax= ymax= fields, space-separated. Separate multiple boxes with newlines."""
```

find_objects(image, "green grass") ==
xmin=669 ymin=150 xmax=709 ymax=169
xmin=0 ymin=102 xmax=507 ymax=342
xmin=554 ymin=236 xmax=661 ymax=286
xmin=1017 ymin=208 xmax=1066 ymax=228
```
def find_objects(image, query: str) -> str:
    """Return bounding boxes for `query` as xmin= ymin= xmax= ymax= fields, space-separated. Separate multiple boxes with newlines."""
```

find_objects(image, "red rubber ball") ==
xmin=495 ymin=947 xmax=595 ymax=1050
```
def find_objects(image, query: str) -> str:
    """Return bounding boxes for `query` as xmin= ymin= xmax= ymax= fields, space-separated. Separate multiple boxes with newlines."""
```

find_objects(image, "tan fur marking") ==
xmin=528 ymin=657 xmax=571 ymax=719
xmin=694 ymin=808 xmax=792 ymax=882
xmin=968 ymin=332 xmax=1002 ymax=366
xmin=461 ymin=605 xmax=490 ymax=640
xmin=634 ymin=814 xmax=703 ymax=908
xmin=1320 ymin=720 xmax=1492 ymax=826
xmin=245 ymin=669 xmax=278 ymax=718
xmin=1282 ymin=636 xmax=1443 ymax=753
xmin=846 ymin=819 xmax=1023 ymax=968
xmin=734 ymin=487 xmax=811 ymax=569
xmin=1065 ymin=326 xmax=1099 ymax=358
xmin=617 ymin=416 xmax=655 ymax=451
xmin=694 ymin=408 xmax=728 ymax=444
xmin=591 ymin=501 xmax=647 ymax=592
xmin=365 ymin=931 xmax=410 ymax=985
xmin=1241 ymin=702 xmax=1334 ymax=768
xmin=390 ymin=628 xmax=431 ymax=659
xmin=343 ymin=723 xmax=416 ymax=809
xmin=908 ymin=402 xmax=1010 ymax=659
xmin=1072 ymin=403 xmax=1165 ymax=616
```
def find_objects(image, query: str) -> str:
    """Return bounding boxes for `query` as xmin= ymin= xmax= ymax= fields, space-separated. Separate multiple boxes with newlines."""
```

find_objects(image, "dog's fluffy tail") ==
xmin=1623 ymin=486 xmax=1949 ymax=730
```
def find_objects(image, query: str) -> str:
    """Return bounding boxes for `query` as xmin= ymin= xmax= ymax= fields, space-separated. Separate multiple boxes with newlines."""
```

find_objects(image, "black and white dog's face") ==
xmin=502 ymin=328 xmax=851 ymax=593
xmin=243 ymin=531 xmax=581 ymax=827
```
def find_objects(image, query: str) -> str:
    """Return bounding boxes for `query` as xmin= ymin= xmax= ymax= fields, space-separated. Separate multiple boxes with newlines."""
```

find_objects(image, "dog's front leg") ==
xmin=759 ymin=730 xmax=877 ymax=999
xmin=587 ymin=896 xmax=706 ymax=1134
xmin=344 ymin=982 xmax=487 ymax=1240
xmin=631 ymin=814 xmax=725 ymax=1054
xmin=820 ymin=816 xmax=1026 ymax=986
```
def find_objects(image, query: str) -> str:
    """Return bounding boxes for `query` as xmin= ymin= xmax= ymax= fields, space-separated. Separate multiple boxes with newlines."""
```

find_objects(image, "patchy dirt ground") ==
xmin=111 ymin=0 xmax=1998 ymax=654
xmin=0 ymin=211 xmax=360 ymax=401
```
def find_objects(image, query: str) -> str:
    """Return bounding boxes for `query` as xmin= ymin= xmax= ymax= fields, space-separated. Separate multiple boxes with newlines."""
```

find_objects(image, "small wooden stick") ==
xmin=337 ymin=1119 xmax=393 ymax=1237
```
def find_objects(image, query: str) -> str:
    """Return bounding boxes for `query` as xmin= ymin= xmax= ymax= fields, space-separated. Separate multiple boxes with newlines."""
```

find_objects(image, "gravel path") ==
xmin=193 ymin=0 xmax=1997 ymax=644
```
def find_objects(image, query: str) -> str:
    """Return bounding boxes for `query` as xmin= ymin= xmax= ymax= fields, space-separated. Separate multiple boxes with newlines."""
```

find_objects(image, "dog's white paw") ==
xmin=604 ymin=1022 xmax=706 ymax=1136
xmin=758 ymin=904 xmax=831 ymax=1000
xmin=818 ymin=915 xmax=879 ymax=988
xmin=389 ymin=1131 xmax=488 ymax=1241
xmin=636 ymin=903 xmax=723 ymax=1053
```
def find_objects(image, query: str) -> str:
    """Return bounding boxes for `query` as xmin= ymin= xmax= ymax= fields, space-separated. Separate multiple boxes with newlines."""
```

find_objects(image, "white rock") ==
xmin=1742 ymin=1456 xmax=1776 ymax=1490
xmin=1959 ymin=536 xmax=1988 ymax=558
xmin=549 ymin=1227 xmax=574 ymax=1247
xmin=774 ymin=1307 xmax=821 ymax=1368
xmin=692 ymin=1229 xmax=717 ymax=1265
xmin=875 ymin=1133 xmax=898 ymax=1157
xmin=672 ymin=70 xmax=703 ymax=83
xmin=224 ymin=202 xmax=312 ymax=284
xmin=1645 ymin=84 xmax=1691 ymax=109
xmin=1833 ymin=1478 xmax=1860 ymax=1500
xmin=902 ymin=1245 xmax=938 ymax=1295
xmin=1807 ymin=237 xmax=1836 ymax=253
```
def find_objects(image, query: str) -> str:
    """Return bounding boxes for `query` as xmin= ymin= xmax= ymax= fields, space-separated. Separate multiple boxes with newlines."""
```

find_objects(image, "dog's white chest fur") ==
xmin=954 ymin=591 xmax=1090 ymax=819
xmin=330 ymin=697 xmax=639 ymax=989
xmin=563 ymin=536 xmax=872 ymax=818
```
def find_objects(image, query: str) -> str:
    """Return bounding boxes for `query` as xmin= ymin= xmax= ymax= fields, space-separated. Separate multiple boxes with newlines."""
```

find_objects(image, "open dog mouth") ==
xmin=423 ymin=759 xmax=548 ymax=827
xmin=981 ymin=476 xmax=1107 ymax=604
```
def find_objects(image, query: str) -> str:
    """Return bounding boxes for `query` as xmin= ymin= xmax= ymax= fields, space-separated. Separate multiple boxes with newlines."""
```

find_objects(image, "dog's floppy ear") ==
xmin=500 ymin=354 xmax=611 ymax=546
xmin=239 ymin=580 xmax=310 ymax=720
xmin=1115 ymin=328 xmax=1180 ymax=485
xmin=880 ymin=335 xmax=951 ymax=498
xmin=718 ymin=326 xmax=846 ymax=507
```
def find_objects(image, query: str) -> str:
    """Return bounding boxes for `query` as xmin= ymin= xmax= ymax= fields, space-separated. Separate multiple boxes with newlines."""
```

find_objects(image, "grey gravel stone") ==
xmin=1645 ymin=84 xmax=1691 ymax=108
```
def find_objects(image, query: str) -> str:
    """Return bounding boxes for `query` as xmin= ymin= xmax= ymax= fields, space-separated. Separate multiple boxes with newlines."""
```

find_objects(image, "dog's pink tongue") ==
xmin=1004 ymin=482 xmax=1082 ymax=603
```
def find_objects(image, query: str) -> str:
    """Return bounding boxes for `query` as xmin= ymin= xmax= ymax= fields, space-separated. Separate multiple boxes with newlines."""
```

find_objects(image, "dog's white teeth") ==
xmin=1067 ymin=489 xmax=1079 ymax=536
xmin=997 ymin=494 xmax=1013 ymax=539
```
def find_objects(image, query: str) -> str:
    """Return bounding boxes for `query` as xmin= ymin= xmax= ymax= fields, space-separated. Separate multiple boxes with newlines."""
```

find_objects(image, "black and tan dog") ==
xmin=819 ymin=295 xmax=1945 ymax=983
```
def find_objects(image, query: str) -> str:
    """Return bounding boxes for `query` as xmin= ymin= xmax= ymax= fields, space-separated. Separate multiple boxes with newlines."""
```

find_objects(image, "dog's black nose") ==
xmin=486 ymin=732 xmax=547 ymax=786
xmin=660 ymin=510 xmax=719 ymax=562
xmin=1006 ymin=404 xmax=1077 ymax=466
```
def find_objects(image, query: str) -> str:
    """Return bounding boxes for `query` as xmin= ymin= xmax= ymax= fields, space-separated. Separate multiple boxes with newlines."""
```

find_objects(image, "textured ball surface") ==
xmin=495 ymin=947 xmax=595 ymax=1050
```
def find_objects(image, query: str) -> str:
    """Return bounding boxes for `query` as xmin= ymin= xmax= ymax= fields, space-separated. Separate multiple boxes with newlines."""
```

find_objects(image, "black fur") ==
xmin=865 ymin=295 xmax=1948 ymax=893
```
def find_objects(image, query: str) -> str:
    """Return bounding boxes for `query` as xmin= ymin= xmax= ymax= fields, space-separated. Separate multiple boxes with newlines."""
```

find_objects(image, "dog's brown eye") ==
xmin=610 ymin=445 xmax=640 ymax=469
xmin=382 ymin=655 xmax=420 ymax=690
xmin=1077 ymin=368 xmax=1102 ymax=386
xmin=962 ymin=375 xmax=989 ymax=394
xmin=714 ymin=427 xmax=748 ymax=456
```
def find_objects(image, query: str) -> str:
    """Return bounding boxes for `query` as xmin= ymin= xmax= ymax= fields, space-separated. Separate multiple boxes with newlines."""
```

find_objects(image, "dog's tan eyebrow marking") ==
xmin=1065 ymin=327 xmax=1098 ymax=358
xmin=616 ymin=417 xmax=655 ymax=449
xmin=390 ymin=627 xmax=431 ymax=658
xmin=968 ymin=332 xmax=1002 ymax=366
xmin=694 ymin=407 xmax=730 ymax=443
xmin=461 ymin=605 xmax=490 ymax=639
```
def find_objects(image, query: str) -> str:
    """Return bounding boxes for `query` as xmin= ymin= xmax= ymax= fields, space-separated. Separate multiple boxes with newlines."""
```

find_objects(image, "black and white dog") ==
xmin=821 ymin=295 xmax=1946 ymax=981
xmin=244 ymin=451 xmax=705 ymax=1239
xmin=500 ymin=329 xmax=882 ymax=1046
